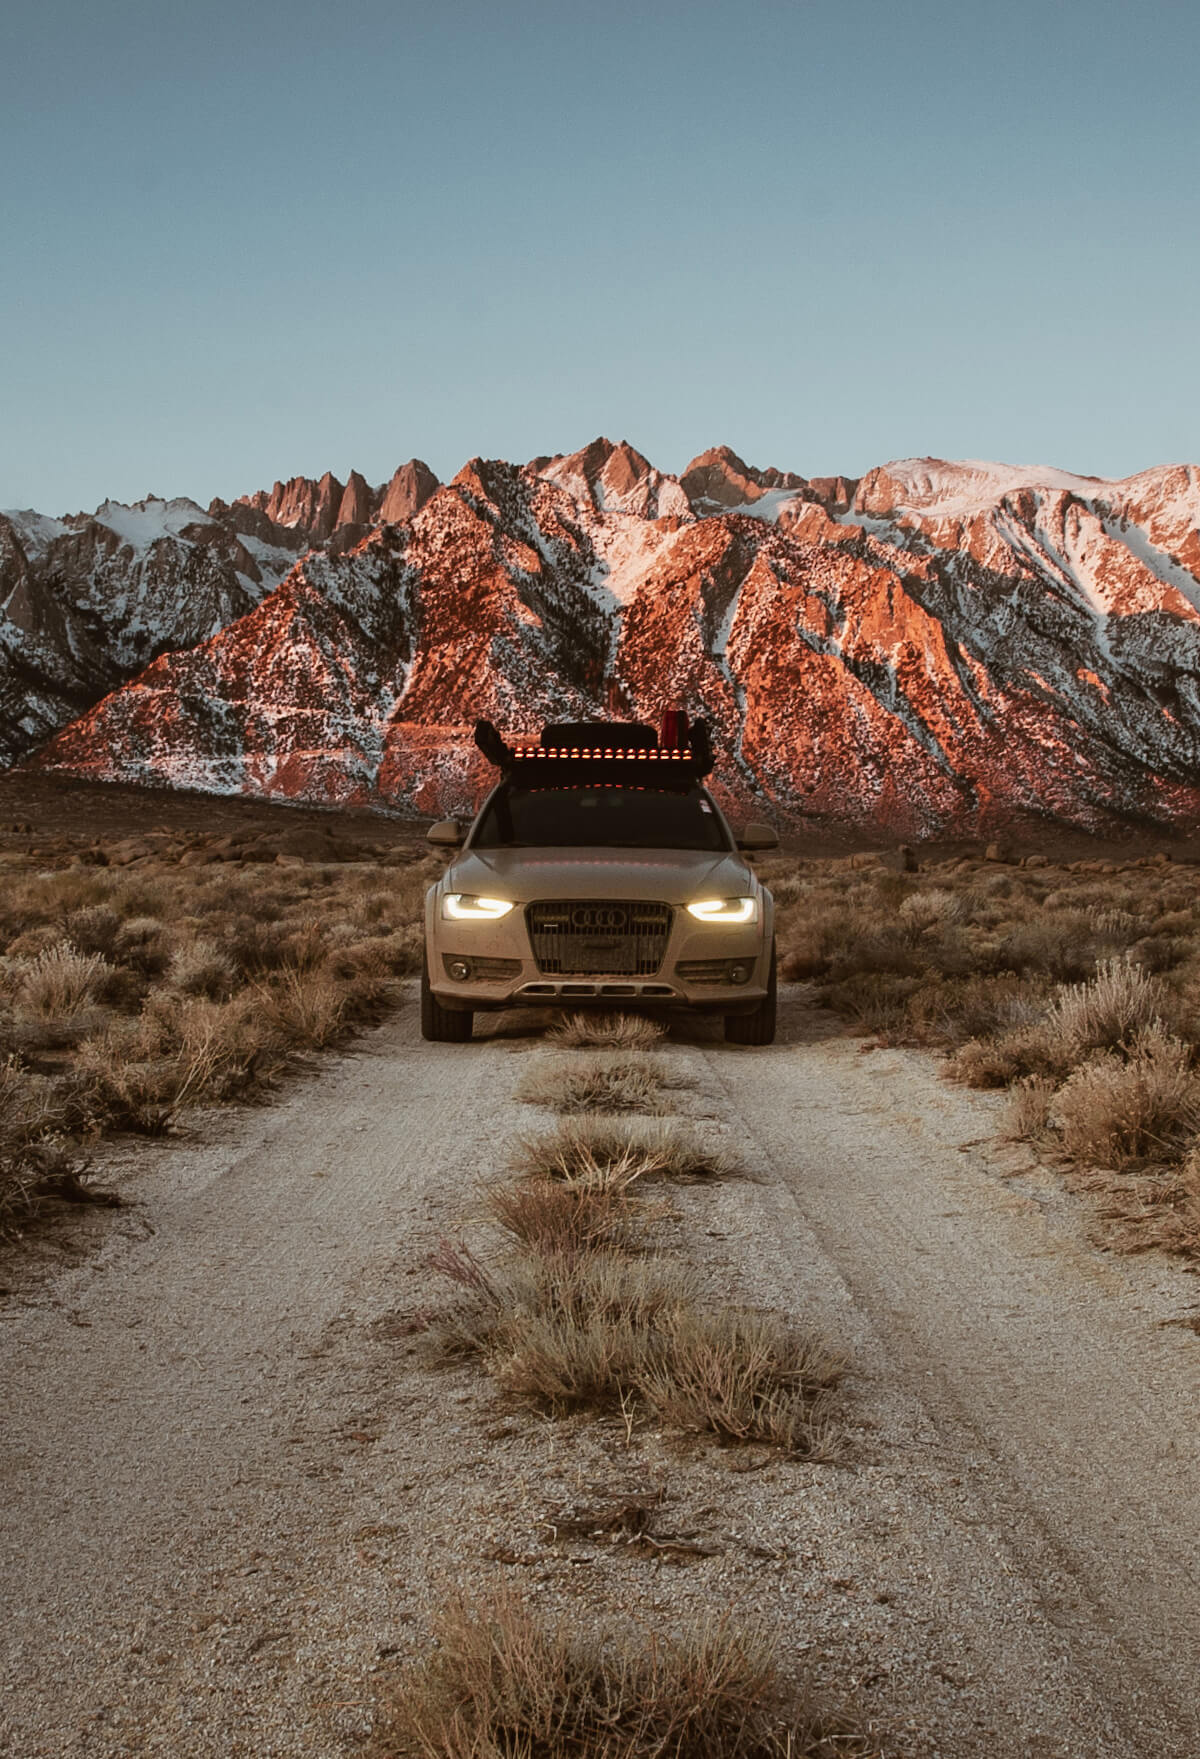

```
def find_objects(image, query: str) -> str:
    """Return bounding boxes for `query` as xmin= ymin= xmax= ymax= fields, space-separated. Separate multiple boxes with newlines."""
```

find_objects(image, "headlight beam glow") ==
xmin=442 ymin=894 xmax=515 ymax=921
xmin=686 ymin=896 xmax=757 ymax=924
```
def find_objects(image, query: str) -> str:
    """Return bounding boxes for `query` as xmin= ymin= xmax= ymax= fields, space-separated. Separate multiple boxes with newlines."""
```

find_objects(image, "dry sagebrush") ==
xmin=517 ymin=1052 xmax=689 ymax=1115
xmin=376 ymin=1588 xmax=881 ymax=1759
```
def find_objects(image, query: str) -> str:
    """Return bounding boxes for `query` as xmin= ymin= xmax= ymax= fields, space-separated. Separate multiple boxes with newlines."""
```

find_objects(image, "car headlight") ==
xmin=442 ymin=894 xmax=515 ymax=921
xmin=686 ymin=896 xmax=758 ymax=923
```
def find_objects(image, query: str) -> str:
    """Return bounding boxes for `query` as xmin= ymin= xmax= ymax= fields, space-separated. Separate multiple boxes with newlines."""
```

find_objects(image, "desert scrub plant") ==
xmin=947 ymin=1022 xmax=1071 ymax=1089
xmin=897 ymin=887 xmax=963 ymax=934
xmin=1051 ymin=1028 xmax=1200 ymax=1169
xmin=431 ymin=1246 xmax=837 ymax=1454
xmin=1006 ymin=1075 xmax=1058 ymax=1142
xmin=253 ymin=968 xmax=346 ymax=1048
xmin=432 ymin=1246 xmax=692 ymax=1403
xmin=15 ymin=942 xmax=111 ymax=1020
xmin=635 ymin=1306 xmax=842 ymax=1458
xmin=0 ymin=1058 xmax=104 ymax=1234
xmin=510 ymin=1116 xmax=738 ymax=1184
xmin=482 ymin=1164 xmax=648 ymax=1257
xmin=167 ymin=938 xmax=236 ymax=1000
xmin=516 ymin=1052 xmax=687 ymax=1114
xmin=547 ymin=1010 xmax=668 ymax=1050
xmin=1044 ymin=957 xmax=1178 ymax=1058
xmin=905 ymin=972 xmax=1052 ymax=1048
xmin=375 ymin=1587 xmax=881 ymax=1759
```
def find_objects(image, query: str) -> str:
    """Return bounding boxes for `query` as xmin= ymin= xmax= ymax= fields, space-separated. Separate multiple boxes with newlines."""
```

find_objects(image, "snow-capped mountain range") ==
xmin=4 ymin=440 xmax=1200 ymax=836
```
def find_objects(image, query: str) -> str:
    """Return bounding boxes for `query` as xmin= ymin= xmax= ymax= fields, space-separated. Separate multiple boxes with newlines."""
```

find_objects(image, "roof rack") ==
xmin=473 ymin=714 xmax=714 ymax=788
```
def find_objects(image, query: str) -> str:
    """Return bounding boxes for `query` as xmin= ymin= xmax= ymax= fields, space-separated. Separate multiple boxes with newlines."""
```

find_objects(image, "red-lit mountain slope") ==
xmin=20 ymin=442 xmax=1200 ymax=835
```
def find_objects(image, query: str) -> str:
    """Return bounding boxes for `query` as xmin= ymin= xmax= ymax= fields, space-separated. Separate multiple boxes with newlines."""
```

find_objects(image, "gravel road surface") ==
xmin=2 ymin=988 xmax=1198 ymax=1757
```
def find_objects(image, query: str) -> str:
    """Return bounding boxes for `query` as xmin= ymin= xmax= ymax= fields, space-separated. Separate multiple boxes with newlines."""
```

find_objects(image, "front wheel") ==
xmin=724 ymin=940 xmax=776 ymax=1046
xmin=421 ymin=951 xmax=473 ymax=1042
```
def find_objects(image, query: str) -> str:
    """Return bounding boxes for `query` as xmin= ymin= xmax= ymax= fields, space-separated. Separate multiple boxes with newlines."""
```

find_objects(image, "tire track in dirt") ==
xmin=0 ymin=1010 xmax=533 ymax=1757
xmin=701 ymin=989 xmax=1200 ymax=1755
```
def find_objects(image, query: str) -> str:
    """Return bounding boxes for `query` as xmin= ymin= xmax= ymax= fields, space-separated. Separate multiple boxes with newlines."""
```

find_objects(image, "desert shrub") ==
xmin=822 ymin=973 xmax=921 ymax=1035
xmin=897 ymin=888 xmax=962 ymax=932
xmin=63 ymin=904 xmax=122 ymax=959
xmin=483 ymin=1165 xmax=648 ymax=1257
xmin=167 ymin=938 xmax=236 ymax=1000
xmin=377 ymin=1588 xmax=881 ymax=1759
xmin=548 ymin=1011 xmax=667 ymax=1050
xmin=254 ymin=968 xmax=346 ymax=1048
xmin=1052 ymin=1028 xmax=1200 ymax=1169
xmin=113 ymin=916 xmax=170 ymax=976
xmin=227 ymin=918 xmax=295 ymax=976
xmin=1127 ymin=933 xmax=1192 ymax=975
xmin=435 ymin=1248 xmax=689 ymax=1404
xmin=1045 ymin=958 xmax=1176 ymax=1057
xmin=948 ymin=1022 xmax=1071 ymax=1088
xmin=1006 ymin=1075 xmax=1058 ymax=1140
xmin=636 ymin=1307 xmax=842 ymax=1457
xmin=905 ymin=973 xmax=1051 ymax=1047
xmin=511 ymin=1116 xmax=737 ymax=1184
xmin=825 ymin=931 xmax=924 ymax=983
xmin=517 ymin=1053 xmax=683 ymax=1114
xmin=15 ymin=942 xmax=110 ymax=1020
xmin=1094 ymin=908 xmax=1142 ymax=940
xmin=3 ymin=923 xmax=64 ymax=959
xmin=997 ymin=911 xmax=1102 ymax=980
xmin=432 ymin=1244 xmax=836 ymax=1454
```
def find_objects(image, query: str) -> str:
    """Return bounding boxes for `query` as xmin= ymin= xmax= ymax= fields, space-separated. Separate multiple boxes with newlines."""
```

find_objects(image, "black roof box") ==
xmin=540 ymin=721 xmax=658 ymax=749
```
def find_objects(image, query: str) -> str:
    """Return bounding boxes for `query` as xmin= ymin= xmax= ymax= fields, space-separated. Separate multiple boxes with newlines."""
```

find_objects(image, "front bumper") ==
xmin=425 ymin=895 xmax=772 ymax=1014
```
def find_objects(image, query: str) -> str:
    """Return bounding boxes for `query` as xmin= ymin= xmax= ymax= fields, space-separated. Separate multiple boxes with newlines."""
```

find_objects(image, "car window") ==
xmin=470 ymin=785 xmax=730 ymax=852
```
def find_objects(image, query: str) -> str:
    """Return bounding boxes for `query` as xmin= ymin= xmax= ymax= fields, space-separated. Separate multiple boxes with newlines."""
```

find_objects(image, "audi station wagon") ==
xmin=421 ymin=716 xmax=778 ymax=1044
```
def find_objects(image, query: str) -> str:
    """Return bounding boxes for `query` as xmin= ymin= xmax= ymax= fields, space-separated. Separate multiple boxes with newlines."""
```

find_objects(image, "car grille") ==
xmin=525 ymin=900 xmax=673 ymax=976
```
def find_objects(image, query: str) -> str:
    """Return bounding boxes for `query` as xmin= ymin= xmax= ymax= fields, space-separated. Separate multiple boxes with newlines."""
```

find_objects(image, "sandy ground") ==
xmin=1 ymin=988 xmax=1198 ymax=1757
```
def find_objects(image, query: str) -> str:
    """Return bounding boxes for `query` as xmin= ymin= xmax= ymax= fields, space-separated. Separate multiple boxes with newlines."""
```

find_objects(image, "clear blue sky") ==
xmin=3 ymin=0 xmax=1197 ymax=515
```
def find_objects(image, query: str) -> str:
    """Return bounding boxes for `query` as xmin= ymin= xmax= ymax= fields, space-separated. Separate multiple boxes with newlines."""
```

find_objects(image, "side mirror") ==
xmin=427 ymin=818 xmax=463 ymax=848
xmin=736 ymin=822 xmax=779 ymax=852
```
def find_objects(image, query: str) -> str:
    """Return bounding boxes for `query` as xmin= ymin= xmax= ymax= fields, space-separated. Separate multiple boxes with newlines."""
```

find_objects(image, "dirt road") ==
xmin=2 ymin=990 xmax=1198 ymax=1757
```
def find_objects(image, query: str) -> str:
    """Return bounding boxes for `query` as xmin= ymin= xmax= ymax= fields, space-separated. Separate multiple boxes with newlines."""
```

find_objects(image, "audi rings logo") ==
xmin=570 ymin=904 xmax=627 ymax=930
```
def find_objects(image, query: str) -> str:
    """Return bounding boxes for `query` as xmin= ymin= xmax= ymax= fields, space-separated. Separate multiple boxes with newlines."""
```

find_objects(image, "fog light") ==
xmin=728 ymin=963 xmax=750 ymax=985
xmin=448 ymin=959 xmax=471 ymax=982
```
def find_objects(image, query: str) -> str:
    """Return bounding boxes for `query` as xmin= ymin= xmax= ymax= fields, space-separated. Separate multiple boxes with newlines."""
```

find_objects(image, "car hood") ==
xmin=444 ymin=846 xmax=756 ymax=905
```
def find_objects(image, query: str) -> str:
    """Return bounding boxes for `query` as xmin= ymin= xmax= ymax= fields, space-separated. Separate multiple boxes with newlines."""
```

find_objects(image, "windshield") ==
xmin=470 ymin=785 xmax=731 ymax=852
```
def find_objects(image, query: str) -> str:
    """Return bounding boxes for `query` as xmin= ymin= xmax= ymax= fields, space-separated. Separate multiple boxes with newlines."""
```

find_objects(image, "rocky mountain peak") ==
xmin=378 ymin=459 xmax=440 ymax=525
xmin=336 ymin=471 xmax=373 ymax=530
xmin=680 ymin=447 xmax=811 ymax=514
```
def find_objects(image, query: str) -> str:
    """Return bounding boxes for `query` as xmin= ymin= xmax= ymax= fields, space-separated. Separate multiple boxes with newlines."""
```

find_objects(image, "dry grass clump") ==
xmin=1006 ymin=1075 xmax=1058 ymax=1141
xmin=547 ymin=1011 xmax=668 ymax=1050
xmin=1051 ymin=1029 xmax=1200 ymax=1169
xmin=483 ymin=1165 xmax=648 ymax=1257
xmin=510 ymin=1116 xmax=738 ymax=1184
xmin=1043 ymin=957 xmax=1177 ymax=1057
xmin=517 ymin=1053 xmax=686 ymax=1115
xmin=0 ymin=1058 xmax=110 ymax=1234
xmin=15 ymin=942 xmax=110 ymax=1019
xmin=167 ymin=938 xmax=235 ymax=999
xmin=430 ymin=1244 xmax=836 ymax=1456
xmin=377 ymin=1588 xmax=881 ymax=1759
xmin=637 ymin=1307 xmax=842 ymax=1456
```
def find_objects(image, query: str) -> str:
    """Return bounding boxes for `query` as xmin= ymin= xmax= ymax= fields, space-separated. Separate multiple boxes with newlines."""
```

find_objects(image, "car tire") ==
xmin=421 ymin=950 xmax=473 ymax=1042
xmin=724 ymin=940 xmax=776 ymax=1046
